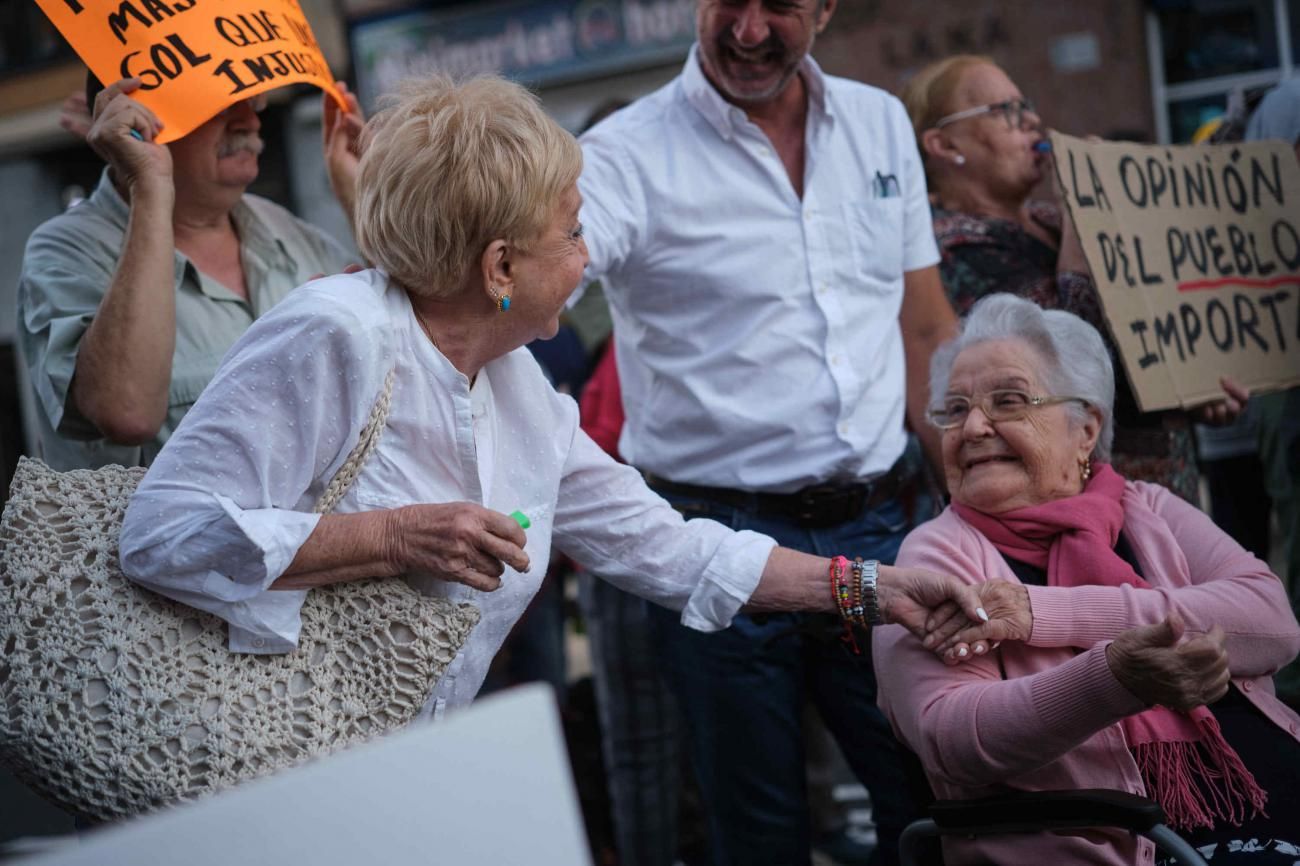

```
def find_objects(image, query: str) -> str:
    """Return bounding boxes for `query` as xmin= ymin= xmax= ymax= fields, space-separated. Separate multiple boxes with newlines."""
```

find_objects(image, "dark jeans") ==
xmin=646 ymin=479 xmax=930 ymax=866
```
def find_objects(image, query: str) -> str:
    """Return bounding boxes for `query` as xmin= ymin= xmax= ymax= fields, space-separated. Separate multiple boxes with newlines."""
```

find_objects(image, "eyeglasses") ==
xmin=933 ymin=98 xmax=1037 ymax=131
xmin=927 ymin=389 xmax=1087 ymax=430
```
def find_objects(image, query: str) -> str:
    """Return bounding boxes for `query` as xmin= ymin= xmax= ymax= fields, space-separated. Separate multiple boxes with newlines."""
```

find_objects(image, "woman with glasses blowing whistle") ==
xmin=901 ymin=56 xmax=1247 ymax=502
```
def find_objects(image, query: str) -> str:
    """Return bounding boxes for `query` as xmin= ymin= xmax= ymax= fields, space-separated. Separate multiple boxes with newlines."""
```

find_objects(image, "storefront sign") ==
xmin=1051 ymin=131 xmax=1300 ymax=411
xmin=351 ymin=0 xmax=695 ymax=109
xmin=35 ymin=0 xmax=344 ymax=143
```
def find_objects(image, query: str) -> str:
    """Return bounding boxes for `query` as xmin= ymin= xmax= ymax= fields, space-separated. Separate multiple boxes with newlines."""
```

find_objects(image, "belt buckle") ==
xmin=795 ymin=484 xmax=843 ymax=526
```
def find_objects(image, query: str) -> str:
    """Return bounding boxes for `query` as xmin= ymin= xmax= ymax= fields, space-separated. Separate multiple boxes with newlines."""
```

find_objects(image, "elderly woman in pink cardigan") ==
xmin=874 ymin=293 xmax=1300 ymax=865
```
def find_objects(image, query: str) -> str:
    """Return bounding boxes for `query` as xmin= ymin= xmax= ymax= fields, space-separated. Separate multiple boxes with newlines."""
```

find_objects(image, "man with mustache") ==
xmin=577 ymin=1 xmax=957 ymax=863
xmin=17 ymin=74 xmax=361 ymax=470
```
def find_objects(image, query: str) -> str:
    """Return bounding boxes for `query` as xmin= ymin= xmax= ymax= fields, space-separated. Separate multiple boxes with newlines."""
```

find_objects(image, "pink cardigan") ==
xmin=874 ymin=481 xmax=1300 ymax=865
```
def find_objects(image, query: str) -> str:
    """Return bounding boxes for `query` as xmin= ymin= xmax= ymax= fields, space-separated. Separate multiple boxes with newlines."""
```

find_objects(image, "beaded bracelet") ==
xmin=829 ymin=555 xmax=862 ymax=654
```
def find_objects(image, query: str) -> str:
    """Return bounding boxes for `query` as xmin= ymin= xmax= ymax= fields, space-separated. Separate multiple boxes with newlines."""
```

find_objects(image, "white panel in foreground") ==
xmin=30 ymin=684 xmax=593 ymax=866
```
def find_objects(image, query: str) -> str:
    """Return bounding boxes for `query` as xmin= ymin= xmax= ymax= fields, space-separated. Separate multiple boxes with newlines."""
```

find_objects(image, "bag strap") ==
xmin=312 ymin=368 xmax=397 ymax=516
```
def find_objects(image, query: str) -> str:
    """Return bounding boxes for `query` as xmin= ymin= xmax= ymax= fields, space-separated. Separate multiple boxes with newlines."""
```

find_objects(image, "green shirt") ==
xmin=17 ymin=169 xmax=353 ymax=470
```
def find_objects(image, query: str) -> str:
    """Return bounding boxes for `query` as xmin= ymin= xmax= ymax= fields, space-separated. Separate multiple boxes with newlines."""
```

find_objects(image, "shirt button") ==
xmin=1242 ymin=680 xmax=1253 ymax=692
xmin=817 ymin=283 xmax=829 ymax=294
xmin=252 ymin=637 xmax=265 ymax=648
xmin=1289 ymin=723 xmax=1297 ymax=735
xmin=830 ymin=355 xmax=841 ymax=365
xmin=838 ymin=422 xmax=850 ymax=435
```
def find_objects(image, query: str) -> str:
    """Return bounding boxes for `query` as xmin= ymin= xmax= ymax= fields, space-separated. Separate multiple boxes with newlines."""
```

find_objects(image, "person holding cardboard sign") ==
xmin=17 ymin=73 xmax=364 ymax=471
xmin=901 ymin=56 xmax=1248 ymax=505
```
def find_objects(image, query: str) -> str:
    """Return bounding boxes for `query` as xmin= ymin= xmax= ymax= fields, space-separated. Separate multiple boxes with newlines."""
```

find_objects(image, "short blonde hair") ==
xmin=900 ymin=55 xmax=994 ymax=175
xmin=354 ymin=74 xmax=583 ymax=297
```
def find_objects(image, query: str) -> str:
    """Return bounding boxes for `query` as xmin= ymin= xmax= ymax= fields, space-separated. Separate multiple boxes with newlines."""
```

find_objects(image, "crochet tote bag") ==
xmin=0 ymin=372 xmax=480 ymax=822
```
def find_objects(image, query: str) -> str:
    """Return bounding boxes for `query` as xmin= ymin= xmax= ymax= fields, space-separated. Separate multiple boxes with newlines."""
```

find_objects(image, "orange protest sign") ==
xmin=35 ymin=0 xmax=344 ymax=143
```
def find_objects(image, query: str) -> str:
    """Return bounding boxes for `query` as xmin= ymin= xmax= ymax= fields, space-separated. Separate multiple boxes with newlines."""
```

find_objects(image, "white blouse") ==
xmin=120 ymin=270 xmax=775 ymax=714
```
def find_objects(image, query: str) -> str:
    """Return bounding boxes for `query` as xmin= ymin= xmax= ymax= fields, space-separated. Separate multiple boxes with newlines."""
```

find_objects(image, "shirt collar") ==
xmin=230 ymin=197 xmax=297 ymax=276
xmin=681 ymin=43 xmax=832 ymax=139
xmin=88 ymin=168 xmax=297 ymax=279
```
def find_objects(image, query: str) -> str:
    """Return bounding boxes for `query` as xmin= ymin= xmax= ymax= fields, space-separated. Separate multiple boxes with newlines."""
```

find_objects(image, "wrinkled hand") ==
xmin=384 ymin=502 xmax=530 ymax=592
xmin=877 ymin=565 xmax=989 ymax=648
xmin=922 ymin=580 xmax=1033 ymax=664
xmin=323 ymin=81 xmax=364 ymax=223
xmin=60 ymin=89 xmax=93 ymax=140
xmin=86 ymin=77 xmax=172 ymax=189
xmin=1192 ymin=376 xmax=1248 ymax=427
xmin=1106 ymin=613 xmax=1230 ymax=711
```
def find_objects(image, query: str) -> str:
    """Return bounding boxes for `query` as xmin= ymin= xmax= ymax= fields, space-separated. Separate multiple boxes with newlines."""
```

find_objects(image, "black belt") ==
xmin=644 ymin=461 xmax=911 ymax=529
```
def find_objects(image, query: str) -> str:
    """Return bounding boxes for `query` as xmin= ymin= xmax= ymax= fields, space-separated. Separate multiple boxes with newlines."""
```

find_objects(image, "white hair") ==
xmin=929 ymin=293 xmax=1116 ymax=461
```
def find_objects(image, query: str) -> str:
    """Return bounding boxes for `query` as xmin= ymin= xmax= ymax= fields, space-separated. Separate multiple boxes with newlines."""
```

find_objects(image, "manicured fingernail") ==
xmin=958 ymin=647 xmax=968 ymax=657
xmin=977 ymin=607 xmax=990 ymax=622
xmin=510 ymin=510 xmax=531 ymax=529
xmin=129 ymin=129 xmax=143 ymax=141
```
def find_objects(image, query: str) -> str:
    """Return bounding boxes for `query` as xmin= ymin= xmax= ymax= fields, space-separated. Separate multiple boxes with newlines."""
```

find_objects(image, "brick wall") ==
xmin=813 ymin=0 xmax=1157 ymax=142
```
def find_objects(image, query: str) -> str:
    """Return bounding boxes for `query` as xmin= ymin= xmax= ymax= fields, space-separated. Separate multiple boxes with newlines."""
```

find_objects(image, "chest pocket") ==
xmin=842 ymin=199 xmax=905 ymax=290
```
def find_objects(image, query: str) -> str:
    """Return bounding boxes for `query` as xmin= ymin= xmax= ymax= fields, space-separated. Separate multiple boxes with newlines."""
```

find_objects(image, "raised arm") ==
xmin=1036 ymin=487 xmax=1298 ymax=673
xmin=900 ymin=264 xmax=958 ymax=478
xmin=954 ymin=485 xmax=1300 ymax=677
xmin=322 ymin=81 xmax=364 ymax=238
xmin=71 ymin=77 xmax=178 ymax=444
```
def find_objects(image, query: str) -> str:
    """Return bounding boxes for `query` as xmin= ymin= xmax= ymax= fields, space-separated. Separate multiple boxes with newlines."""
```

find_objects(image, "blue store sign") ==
xmin=351 ymin=0 xmax=696 ymax=108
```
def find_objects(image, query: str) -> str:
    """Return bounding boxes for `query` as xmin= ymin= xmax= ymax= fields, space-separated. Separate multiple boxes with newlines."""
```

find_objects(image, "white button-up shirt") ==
xmin=119 ymin=271 xmax=775 ymax=712
xmin=579 ymin=48 xmax=938 ymax=493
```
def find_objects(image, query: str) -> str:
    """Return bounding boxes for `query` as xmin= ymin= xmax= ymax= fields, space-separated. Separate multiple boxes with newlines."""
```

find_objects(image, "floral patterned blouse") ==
xmin=933 ymin=201 xmax=1200 ymax=503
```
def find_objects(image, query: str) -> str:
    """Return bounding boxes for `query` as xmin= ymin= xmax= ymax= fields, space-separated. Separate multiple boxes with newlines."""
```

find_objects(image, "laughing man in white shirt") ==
xmin=578 ymin=1 xmax=958 ymax=862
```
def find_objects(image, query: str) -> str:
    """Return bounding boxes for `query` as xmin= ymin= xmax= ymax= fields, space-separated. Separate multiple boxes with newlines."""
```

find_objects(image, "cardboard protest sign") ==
xmin=35 ymin=0 xmax=345 ymax=143
xmin=1050 ymin=131 xmax=1300 ymax=412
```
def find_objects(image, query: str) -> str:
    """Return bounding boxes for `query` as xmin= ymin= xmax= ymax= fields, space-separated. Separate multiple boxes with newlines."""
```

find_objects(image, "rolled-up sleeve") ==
xmin=552 ymin=427 xmax=776 ymax=631
xmin=119 ymin=280 xmax=388 ymax=651
xmin=18 ymin=223 xmax=122 ymax=439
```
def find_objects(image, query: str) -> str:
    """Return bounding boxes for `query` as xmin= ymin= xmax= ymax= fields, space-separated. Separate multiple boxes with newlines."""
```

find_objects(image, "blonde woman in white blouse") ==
xmin=120 ymin=74 xmax=996 ymax=715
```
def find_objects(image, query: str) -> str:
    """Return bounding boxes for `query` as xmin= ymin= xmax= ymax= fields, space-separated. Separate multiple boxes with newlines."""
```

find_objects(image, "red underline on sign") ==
xmin=1178 ymin=275 xmax=1300 ymax=292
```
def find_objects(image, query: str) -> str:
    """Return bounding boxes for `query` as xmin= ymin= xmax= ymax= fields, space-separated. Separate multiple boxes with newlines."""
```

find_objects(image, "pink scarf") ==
xmin=952 ymin=464 xmax=1267 ymax=831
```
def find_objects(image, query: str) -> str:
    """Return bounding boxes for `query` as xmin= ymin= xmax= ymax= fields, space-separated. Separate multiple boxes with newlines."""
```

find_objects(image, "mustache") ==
xmin=217 ymin=132 xmax=265 ymax=158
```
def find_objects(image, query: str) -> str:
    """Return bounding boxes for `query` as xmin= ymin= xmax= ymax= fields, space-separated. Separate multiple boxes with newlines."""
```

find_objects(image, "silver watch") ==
xmin=860 ymin=559 xmax=884 ymax=626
